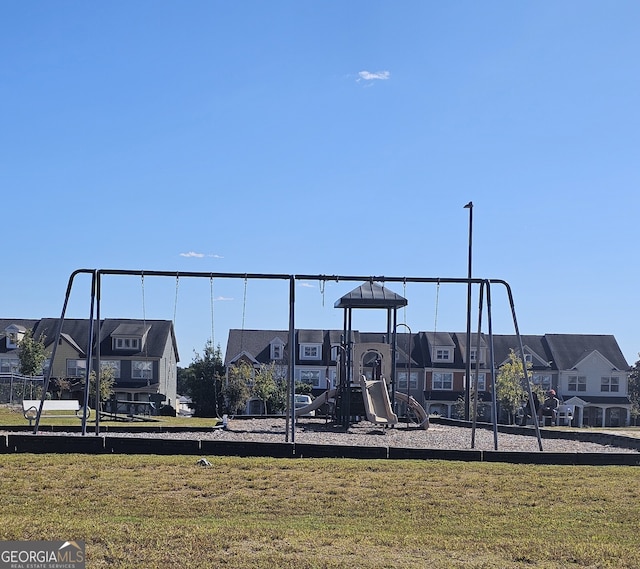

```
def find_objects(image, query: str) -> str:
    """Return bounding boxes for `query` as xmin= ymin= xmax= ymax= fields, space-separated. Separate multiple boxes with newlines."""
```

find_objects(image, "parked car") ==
xmin=294 ymin=394 xmax=315 ymax=416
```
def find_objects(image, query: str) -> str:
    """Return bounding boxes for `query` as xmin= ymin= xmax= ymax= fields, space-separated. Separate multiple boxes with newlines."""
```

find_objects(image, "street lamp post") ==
xmin=464 ymin=201 xmax=473 ymax=421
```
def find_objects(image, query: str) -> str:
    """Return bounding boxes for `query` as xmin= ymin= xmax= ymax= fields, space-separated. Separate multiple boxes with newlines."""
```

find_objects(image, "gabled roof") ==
xmin=60 ymin=333 xmax=85 ymax=356
xmin=225 ymin=329 xmax=289 ymax=366
xmin=334 ymin=282 xmax=407 ymax=309
xmin=227 ymin=350 xmax=260 ymax=366
xmin=491 ymin=335 xmax=554 ymax=369
xmin=544 ymin=334 xmax=628 ymax=371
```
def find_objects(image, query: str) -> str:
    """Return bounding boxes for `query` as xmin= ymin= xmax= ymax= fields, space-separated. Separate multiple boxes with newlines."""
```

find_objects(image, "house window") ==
xmin=0 ymin=358 xmax=19 ymax=374
xmin=397 ymin=371 xmax=419 ymax=390
xmin=7 ymin=333 xmax=18 ymax=349
xmin=434 ymin=349 xmax=451 ymax=362
xmin=568 ymin=375 xmax=586 ymax=392
xmin=330 ymin=345 xmax=342 ymax=362
xmin=533 ymin=375 xmax=552 ymax=391
xmin=132 ymin=360 xmax=153 ymax=380
xmin=601 ymin=376 xmax=619 ymax=393
xmin=270 ymin=342 xmax=283 ymax=361
xmin=5 ymin=327 xmax=25 ymax=349
xmin=299 ymin=369 xmax=322 ymax=387
xmin=67 ymin=359 xmax=87 ymax=377
xmin=101 ymin=360 xmax=121 ymax=379
xmin=470 ymin=372 xmax=486 ymax=392
xmin=432 ymin=372 xmax=453 ymax=390
xmin=524 ymin=354 xmax=533 ymax=364
xmin=300 ymin=344 xmax=321 ymax=360
xmin=114 ymin=337 xmax=140 ymax=350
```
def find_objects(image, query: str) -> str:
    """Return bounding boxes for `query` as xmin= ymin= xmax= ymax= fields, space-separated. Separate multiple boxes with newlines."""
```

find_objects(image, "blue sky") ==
xmin=2 ymin=1 xmax=639 ymax=366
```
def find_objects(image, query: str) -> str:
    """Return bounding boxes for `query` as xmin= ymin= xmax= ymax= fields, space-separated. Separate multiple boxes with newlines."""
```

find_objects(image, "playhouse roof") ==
xmin=334 ymin=282 xmax=408 ymax=309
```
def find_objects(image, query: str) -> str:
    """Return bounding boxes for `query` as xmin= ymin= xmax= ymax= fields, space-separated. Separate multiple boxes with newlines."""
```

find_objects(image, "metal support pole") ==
xmin=464 ymin=201 xmax=473 ymax=421
xmin=34 ymin=269 xmax=94 ymax=434
xmin=470 ymin=282 xmax=484 ymax=448
xmin=81 ymin=271 xmax=97 ymax=436
xmin=485 ymin=281 xmax=499 ymax=450
xmin=287 ymin=276 xmax=296 ymax=443
xmin=94 ymin=272 xmax=102 ymax=435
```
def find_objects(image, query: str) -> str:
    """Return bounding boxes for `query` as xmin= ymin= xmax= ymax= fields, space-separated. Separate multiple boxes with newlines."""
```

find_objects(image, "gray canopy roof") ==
xmin=334 ymin=282 xmax=408 ymax=309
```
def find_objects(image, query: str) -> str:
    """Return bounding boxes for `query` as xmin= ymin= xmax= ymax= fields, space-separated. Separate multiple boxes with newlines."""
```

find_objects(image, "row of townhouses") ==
xmin=224 ymin=328 xmax=633 ymax=427
xmin=2 ymin=317 xmax=633 ymax=427
xmin=0 ymin=319 xmax=178 ymax=412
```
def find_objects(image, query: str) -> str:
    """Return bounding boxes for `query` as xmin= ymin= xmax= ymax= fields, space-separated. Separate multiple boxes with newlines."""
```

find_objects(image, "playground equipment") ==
xmin=330 ymin=282 xmax=428 ymax=429
xmin=31 ymin=268 xmax=544 ymax=452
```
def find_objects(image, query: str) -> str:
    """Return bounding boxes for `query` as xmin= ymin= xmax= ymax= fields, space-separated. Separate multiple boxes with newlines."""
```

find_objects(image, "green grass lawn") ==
xmin=0 ymin=454 xmax=639 ymax=568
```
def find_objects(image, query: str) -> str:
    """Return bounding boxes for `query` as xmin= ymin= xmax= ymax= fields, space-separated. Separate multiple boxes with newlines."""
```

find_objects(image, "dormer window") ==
xmin=111 ymin=323 xmax=148 ymax=353
xmin=434 ymin=348 xmax=452 ymax=362
xmin=113 ymin=337 xmax=140 ymax=351
xmin=300 ymin=344 xmax=321 ymax=360
xmin=470 ymin=348 xmax=477 ymax=362
xmin=270 ymin=339 xmax=285 ymax=361
xmin=5 ymin=325 xmax=26 ymax=350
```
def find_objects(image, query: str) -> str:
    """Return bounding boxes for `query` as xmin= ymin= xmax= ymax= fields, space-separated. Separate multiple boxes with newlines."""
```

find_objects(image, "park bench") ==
xmin=22 ymin=399 xmax=91 ymax=425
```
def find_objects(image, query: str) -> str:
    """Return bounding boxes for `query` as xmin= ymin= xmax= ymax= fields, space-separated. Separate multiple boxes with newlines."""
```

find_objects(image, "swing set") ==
xmin=32 ymin=268 xmax=544 ymax=451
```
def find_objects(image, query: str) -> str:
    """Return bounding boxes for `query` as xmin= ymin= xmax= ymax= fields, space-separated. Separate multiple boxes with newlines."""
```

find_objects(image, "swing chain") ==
xmin=173 ymin=273 xmax=179 ymax=324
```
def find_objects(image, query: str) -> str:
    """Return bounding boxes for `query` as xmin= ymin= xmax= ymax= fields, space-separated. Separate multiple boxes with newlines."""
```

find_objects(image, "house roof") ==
xmin=491 ymin=335 xmax=554 ymax=369
xmin=111 ymin=323 xmax=151 ymax=336
xmin=225 ymin=329 xmax=289 ymax=366
xmin=0 ymin=318 xmax=178 ymax=361
xmin=98 ymin=319 xmax=178 ymax=360
xmin=222 ymin=329 xmax=629 ymax=376
xmin=334 ymin=282 xmax=408 ymax=309
xmin=544 ymin=334 xmax=629 ymax=370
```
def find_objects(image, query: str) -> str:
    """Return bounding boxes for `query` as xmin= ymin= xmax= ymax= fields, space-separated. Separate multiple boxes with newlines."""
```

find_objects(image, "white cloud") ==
xmin=358 ymin=70 xmax=390 ymax=82
xmin=179 ymin=252 xmax=224 ymax=259
xmin=299 ymin=282 xmax=315 ymax=288
xmin=214 ymin=296 xmax=234 ymax=302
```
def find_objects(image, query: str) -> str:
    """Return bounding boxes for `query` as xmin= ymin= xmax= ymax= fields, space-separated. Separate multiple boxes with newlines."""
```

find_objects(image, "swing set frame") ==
xmin=32 ymin=268 xmax=544 ymax=451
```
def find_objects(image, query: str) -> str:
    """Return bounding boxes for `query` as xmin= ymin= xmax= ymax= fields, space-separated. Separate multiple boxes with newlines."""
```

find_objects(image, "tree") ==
xmin=495 ymin=349 xmax=538 ymax=424
xmin=253 ymin=363 xmax=276 ymax=415
xmin=17 ymin=329 xmax=47 ymax=377
xmin=224 ymin=361 xmax=252 ymax=415
xmin=87 ymin=365 xmax=116 ymax=409
xmin=629 ymin=356 xmax=640 ymax=426
xmin=182 ymin=341 xmax=225 ymax=418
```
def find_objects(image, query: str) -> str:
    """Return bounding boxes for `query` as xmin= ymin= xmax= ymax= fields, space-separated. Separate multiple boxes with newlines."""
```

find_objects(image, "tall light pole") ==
xmin=463 ymin=201 xmax=473 ymax=421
